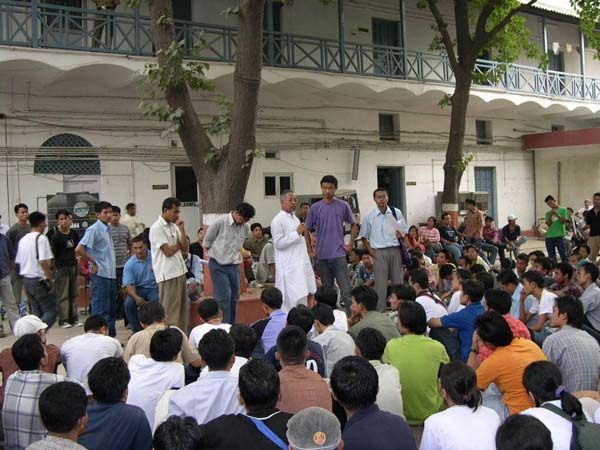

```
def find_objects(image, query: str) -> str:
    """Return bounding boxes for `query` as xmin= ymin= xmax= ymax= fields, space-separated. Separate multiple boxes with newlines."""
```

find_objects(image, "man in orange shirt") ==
xmin=467 ymin=311 xmax=546 ymax=420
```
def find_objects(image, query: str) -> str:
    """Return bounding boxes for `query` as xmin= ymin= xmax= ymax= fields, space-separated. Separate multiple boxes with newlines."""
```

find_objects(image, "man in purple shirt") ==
xmin=305 ymin=175 xmax=358 ymax=314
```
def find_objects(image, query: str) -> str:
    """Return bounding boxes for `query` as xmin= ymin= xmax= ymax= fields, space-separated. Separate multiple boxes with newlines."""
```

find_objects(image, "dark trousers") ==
xmin=317 ymin=257 xmax=352 ymax=315
xmin=545 ymin=237 xmax=567 ymax=262
xmin=91 ymin=275 xmax=117 ymax=337
xmin=56 ymin=265 xmax=79 ymax=325
xmin=209 ymin=259 xmax=240 ymax=324
xmin=22 ymin=278 xmax=58 ymax=329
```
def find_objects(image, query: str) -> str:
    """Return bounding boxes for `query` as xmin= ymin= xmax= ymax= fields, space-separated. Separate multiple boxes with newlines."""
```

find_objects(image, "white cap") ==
xmin=13 ymin=315 xmax=48 ymax=337
xmin=287 ymin=407 xmax=342 ymax=450
xmin=507 ymin=214 xmax=518 ymax=221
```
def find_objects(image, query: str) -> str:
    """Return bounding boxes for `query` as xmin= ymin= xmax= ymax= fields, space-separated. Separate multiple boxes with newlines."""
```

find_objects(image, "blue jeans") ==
xmin=480 ymin=242 xmax=499 ymax=265
xmin=425 ymin=242 xmax=443 ymax=260
xmin=317 ymin=257 xmax=352 ymax=315
xmin=209 ymin=259 xmax=240 ymax=324
xmin=545 ymin=237 xmax=567 ymax=262
xmin=22 ymin=278 xmax=58 ymax=330
xmin=482 ymin=383 xmax=509 ymax=421
xmin=91 ymin=275 xmax=117 ymax=337
xmin=124 ymin=286 xmax=159 ymax=332
xmin=443 ymin=243 xmax=462 ymax=262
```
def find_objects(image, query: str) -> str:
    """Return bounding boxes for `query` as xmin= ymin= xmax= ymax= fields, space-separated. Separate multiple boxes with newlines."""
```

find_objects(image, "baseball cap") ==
xmin=13 ymin=315 xmax=48 ymax=337
xmin=507 ymin=214 xmax=518 ymax=221
xmin=287 ymin=407 xmax=342 ymax=450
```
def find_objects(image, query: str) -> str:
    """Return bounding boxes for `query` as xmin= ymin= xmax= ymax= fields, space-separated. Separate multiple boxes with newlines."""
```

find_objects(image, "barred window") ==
xmin=35 ymin=134 xmax=100 ymax=175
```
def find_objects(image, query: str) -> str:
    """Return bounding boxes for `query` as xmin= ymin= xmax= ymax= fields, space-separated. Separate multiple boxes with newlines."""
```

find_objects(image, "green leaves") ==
xmin=207 ymin=95 xmax=232 ymax=137
xmin=572 ymin=1 xmax=600 ymax=60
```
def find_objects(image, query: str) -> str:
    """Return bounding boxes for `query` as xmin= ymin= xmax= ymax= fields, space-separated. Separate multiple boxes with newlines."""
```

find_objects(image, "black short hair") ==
xmin=311 ymin=303 xmax=335 ymax=326
xmin=581 ymin=262 xmax=600 ymax=282
xmin=462 ymin=280 xmax=484 ymax=303
xmin=555 ymin=295 xmax=584 ymax=328
xmin=544 ymin=195 xmax=555 ymax=203
xmin=261 ymin=287 xmax=283 ymax=310
xmin=330 ymin=356 xmax=377 ymax=410
xmin=522 ymin=270 xmax=544 ymax=288
xmin=235 ymin=202 xmax=256 ymax=220
xmin=55 ymin=209 xmax=71 ymax=220
xmin=475 ymin=272 xmax=495 ymax=291
xmin=229 ymin=324 xmax=257 ymax=359
xmin=410 ymin=270 xmax=429 ymax=290
xmin=161 ymin=197 xmax=180 ymax=212
xmin=138 ymin=302 xmax=165 ymax=326
xmin=475 ymin=312 xmax=513 ymax=347
xmin=84 ymin=315 xmax=108 ymax=332
xmin=88 ymin=357 xmax=130 ymax=403
xmin=239 ymin=359 xmax=280 ymax=410
xmin=276 ymin=325 xmax=307 ymax=365
xmin=390 ymin=284 xmax=416 ymax=302
xmin=496 ymin=415 xmax=552 ymax=450
xmin=576 ymin=244 xmax=591 ymax=255
xmin=12 ymin=334 xmax=44 ymax=371
xmin=250 ymin=222 xmax=262 ymax=231
xmin=484 ymin=289 xmax=512 ymax=315
xmin=398 ymin=301 xmax=427 ymax=335
xmin=153 ymin=416 xmax=203 ymax=450
xmin=355 ymin=328 xmax=386 ymax=360
xmin=497 ymin=270 xmax=518 ymax=286
xmin=198 ymin=298 xmax=220 ymax=321
xmin=28 ymin=211 xmax=46 ymax=228
xmin=350 ymin=285 xmax=378 ymax=311
xmin=314 ymin=286 xmax=338 ymax=309
xmin=125 ymin=202 xmax=136 ymax=210
xmin=439 ymin=264 xmax=455 ymax=280
xmin=199 ymin=329 xmax=234 ymax=370
xmin=320 ymin=175 xmax=338 ymax=189
xmin=470 ymin=264 xmax=486 ymax=275
xmin=150 ymin=328 xmax=183 ymax=362
xmin=485 ymin=216 xmax=494 ymax=222
xmin=456 ymin=268 xmax=472 ymax=283
xmin=439 ymin=361 xmax=481 ymax=410
xmin=111 ymin=205 xmax=121 ymax=214
xmin=555 ymin=261 xmax=573 ymax=279
xmin=94 ymin=201 xmax=112 ymax=214
xmin=14 ymin=203 xmax=28 ymax=214
xmin=535 ymin=256 xmax=554 ymax=273
xmin=372 ymin=188 xmax=388 ymax=198
xmin=465 ymin=198 xmax=476 ymax=206
xmin=463 ymin=243 xmax=478 ymax=252
xmin=517 ymin=253 xmax=529 ymax=263
xmin=131 ymin=234 xmax=146 ymax=244
xmin=38 ymin=382 xmax=87 ymax=433
xmin=529 ymin=250 xmax=545 ymax=259
xmin=287 ymin=305 xmax=314 ymax=334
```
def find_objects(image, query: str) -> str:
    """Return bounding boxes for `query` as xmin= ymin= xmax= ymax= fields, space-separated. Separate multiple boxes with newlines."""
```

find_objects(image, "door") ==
xmin=377 ymin=167 xmax=405 ymax=213
xmin=263 ymin=1 xmax=283 ymax=64
xmin=474 ymin=167 xmax=496 ymax=219
xmin=372 ymin=18 xmax=401 ymax=76
xmin=172 ymin=0 xmax=192 ymax=49
xmin=547 ymin=50 xmax=565 ymax=95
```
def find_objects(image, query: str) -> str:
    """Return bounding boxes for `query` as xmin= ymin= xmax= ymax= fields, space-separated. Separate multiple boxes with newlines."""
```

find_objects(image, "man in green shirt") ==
xmin=383 ymin=301 xmax=449 ymax=425
xmin=544 ymin=195 xmax=568 ymax=262
xmin=349 ymin=286 xmax=400 ymax=342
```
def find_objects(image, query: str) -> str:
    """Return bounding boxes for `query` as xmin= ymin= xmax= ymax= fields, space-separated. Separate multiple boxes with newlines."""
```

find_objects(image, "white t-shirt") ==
xmin=447 ymin=291 xmax=466 ymax=314
xmin=189 ymin=323 xmax=232 ymax=350
xmin=420 ymin=405 xmax=500 ymax=450
xmin=127 ymin=354 xmax=185 ymax=426
xmin=416 ymin=294 xmax=447 ymax=322
xmin=200 ymin=356 xmax=248 ymax=379
xmin=15 ymin=232 xmax=53 ymax=278
xmin=60 ymin=332 xmax=123 ymax=394
xmin=522 ymin=400 xmax=593 ymax=450
xmin=529 ymin=290 xmax=557 ymax=317
xmin=149 ymin=216 xmax=186 ymax=283
xmin=595 ymin=406 xmax=600 ymax=424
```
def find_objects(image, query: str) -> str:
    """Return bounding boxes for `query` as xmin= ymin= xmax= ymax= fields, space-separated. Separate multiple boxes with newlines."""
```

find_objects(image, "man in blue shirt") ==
xmin=428 ymin=280 xmax=485 ymax=362
xmin=330 ymin=356 xmax=416 ymax=450
xmin=76 ymin=201 xmax=117 ymax=337
xmin=251 ymin=287 xmax=287 ymax=356
xmin=123 ymin=235 xmax=159 ymax=333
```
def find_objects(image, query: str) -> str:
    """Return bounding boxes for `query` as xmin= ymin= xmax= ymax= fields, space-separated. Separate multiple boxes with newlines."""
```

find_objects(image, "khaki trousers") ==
xmin=158 ymin=275 xmax=188 ymax=333
xmin=589 ymin=235 xmax=600 ymax=264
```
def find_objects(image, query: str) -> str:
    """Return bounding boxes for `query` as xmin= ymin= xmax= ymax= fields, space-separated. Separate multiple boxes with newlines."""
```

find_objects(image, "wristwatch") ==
xmin=470 ymin=348 xmax=479 ymax=355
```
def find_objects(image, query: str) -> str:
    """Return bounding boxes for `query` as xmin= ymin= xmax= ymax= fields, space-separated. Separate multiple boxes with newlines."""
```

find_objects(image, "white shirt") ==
xmin=447 ymin=291 xmax=466 ymax=314
xmin=60 ymin=332 xmax=123 ymax=394
xmin=312 ymin=326 xmax=356 ymax=378
xmin=309 ymin=310 xmax=347 ymax=339
xmin=149 ymin=216 xmax=186 ymax=282
xmin=168 ymin=370 xmax=244 ymax=425
xmin=15 ymin=232 xmax=53 ymax=278
xmin=189 ymin=323 xmax=232 ymax=350
xmin=370 ymin=360 xmax=404 ymax=418
xmin=200 ymin=356 xmax=248 ymax=379
xmin=522 ymin=400 xmax=593 ymax=450
xmin=595 ymin=407 xmax=600 ymax=424
xmin=416 ymin=294 xmax=448 ymax=322
xmin=529 ymin=289 xmax=558 ymax=317
xmin=420 ymin=405 xmax=500 ymax=450
xmin=127 ymin=355 xmax=185 ymax=427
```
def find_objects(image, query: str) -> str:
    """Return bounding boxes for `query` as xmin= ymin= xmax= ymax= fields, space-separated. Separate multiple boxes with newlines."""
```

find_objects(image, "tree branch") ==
xmin=426 ymin=0 xmax=459 ymax=72
xmin=481 ymin=0 xmax=538 ymax=48
xmin=474 ymin=0 xmax=502 ymax=45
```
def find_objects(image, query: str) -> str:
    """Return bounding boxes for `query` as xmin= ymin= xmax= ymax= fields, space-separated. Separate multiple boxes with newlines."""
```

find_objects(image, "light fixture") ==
xmin=566 ymin=43 xmax=572 ymax=53
xmin=552 ymin=42 xmax=560 ymax=55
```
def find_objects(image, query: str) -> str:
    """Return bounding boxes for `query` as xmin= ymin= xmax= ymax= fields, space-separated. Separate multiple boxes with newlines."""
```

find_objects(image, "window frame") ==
xmin=263 ymin=173 xmax=293 ymax=198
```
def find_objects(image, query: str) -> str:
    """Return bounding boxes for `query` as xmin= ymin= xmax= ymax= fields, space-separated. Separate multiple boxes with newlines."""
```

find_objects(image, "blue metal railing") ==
xmin=0 ymin=0 xmax=598 ymax=101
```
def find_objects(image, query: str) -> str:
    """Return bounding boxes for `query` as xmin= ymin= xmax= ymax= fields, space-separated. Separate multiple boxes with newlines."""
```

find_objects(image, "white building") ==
xmin=0 ymin=0 xmax=599 ymax=234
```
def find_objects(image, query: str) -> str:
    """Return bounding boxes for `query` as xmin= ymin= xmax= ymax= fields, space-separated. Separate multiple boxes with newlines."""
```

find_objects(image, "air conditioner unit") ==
xmin=436 ymin=191 xmax=490 ymax=218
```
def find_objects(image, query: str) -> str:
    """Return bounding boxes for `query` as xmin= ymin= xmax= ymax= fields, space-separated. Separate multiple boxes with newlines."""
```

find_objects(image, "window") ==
xmin=379 ymin=113 xmax=399 ymax=141
xmin=551 ymin=124 xmax=565 ymax=132
xmin=265 ymin=151 xmax=278 ymax=159
xmin=264 ymin=174 xmax=292 ymax=197
xmin=476 ymin=120 xmax=493 ymax=145
xmin=35 ymin=134 xmax=99 ymax=175
xmin=174 ymin=166 xmax=198 ymax=203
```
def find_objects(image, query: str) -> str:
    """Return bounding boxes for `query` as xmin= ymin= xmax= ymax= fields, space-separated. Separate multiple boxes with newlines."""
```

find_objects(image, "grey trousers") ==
xmin=0 ymin=274 xmax=21 ymax=332
xmin=374 ymin=247 xmax=404 ymax=312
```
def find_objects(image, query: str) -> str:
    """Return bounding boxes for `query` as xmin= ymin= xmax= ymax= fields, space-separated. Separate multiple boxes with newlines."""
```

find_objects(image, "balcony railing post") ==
xmin=134 ymin=6 xmax=140 ymax=55
xmin=399 ymin=0 xmax=407 ymax=78
xmin=31 ymin=0 xmax=39 ymax=48
xmin=338 ymin=0 xmax=345 ymax=72
xmin=265 ymin=0 xmax=274 ymax=65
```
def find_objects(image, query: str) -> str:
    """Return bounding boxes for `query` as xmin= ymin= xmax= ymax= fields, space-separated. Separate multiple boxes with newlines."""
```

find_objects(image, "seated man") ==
xmin=313 ymin=286 xmax=347 ymax=333
xmin=189 ymin=298 xmax=231 ymax=350
xmin=199 ymin=324 xmax=257 ymax=379
xmin=184 ymin=250 xmax=204 ymax=302
xmin=348 ymin=286 xmax=400 ymax=342
xmin=250 ymin=287 xmax=287 ymax=355
xmin=389 ymin=284 xmax=416 ymax=323
xmin=60 ymin=315 xmax=123 ymax=394
xmin=578 ymin=262 xmax=600 ymax=332
xmin=2 ymin=334 xmax=67 ymax=450
xmin=496 ymin=270 xmax=534 ymax=320
xmin=464 ymin=244 xmax=491 ymax=271
xmin=542 ymin=295 xmax=600 ymax=392
xmin=153 ymin=417 xmax=203 ymax=450
xmin=276 ymin=326 xmax=332 ymax=414
xmin=287 ymin=407 xmax=342 ymax=450
xmin=26 ymin=382 xmax=88 ymax=450
xmin=127 ymin=328 xmax=185 ymax=427
xmin=255 ymin=240 xmax=275 ymax=284
xmin=482 ymin=216 xmax=505 ymax=265
xmin=330 ymin=356 xmax=416 ymax=450
xmin=123 ymin=235 xmax=160 ymax=333
xmin=311 ymin=304 xmax=356 ymax=378
xmin=502 ymin=215 xmax=527 ymax=258
xmin=79 ymin=357 xmax=152 ymax=450
xmin=168 ymin=329 xmax=244 ymax=424
xmin=355 ymin=327 xmax=403 ymax=418
xmin=519 ymin=270 xmax=557 ymax=346
xmin=548 ymin=262 xmax=582 ymax=298
xmin=201 ymin=359 xmax=293 ymax=450
xmin=356 ymin=252 xmax=375 ymax=287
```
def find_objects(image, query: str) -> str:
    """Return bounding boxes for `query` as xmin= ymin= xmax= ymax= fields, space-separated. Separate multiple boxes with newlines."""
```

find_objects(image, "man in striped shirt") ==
xmin=109 ymin=206 xmax=131 ymax=290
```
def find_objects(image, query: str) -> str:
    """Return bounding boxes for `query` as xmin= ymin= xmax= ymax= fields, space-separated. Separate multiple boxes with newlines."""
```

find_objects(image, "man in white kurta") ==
xmin=271 ymin=190 xmax=317 ymax=312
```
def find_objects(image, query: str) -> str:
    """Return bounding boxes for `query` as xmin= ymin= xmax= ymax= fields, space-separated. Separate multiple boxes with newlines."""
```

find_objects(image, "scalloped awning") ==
xmin=520 ymin=0 xmax=578 ymax=18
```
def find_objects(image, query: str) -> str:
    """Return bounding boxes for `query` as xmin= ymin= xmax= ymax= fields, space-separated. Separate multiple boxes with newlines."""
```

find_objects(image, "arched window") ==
xmin=35 ymin=134 xmax=100 ymax=175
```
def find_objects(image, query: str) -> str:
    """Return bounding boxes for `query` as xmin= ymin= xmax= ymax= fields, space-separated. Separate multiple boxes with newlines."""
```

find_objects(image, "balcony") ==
xmin=1 ymin=0 xmax=599 ymax=101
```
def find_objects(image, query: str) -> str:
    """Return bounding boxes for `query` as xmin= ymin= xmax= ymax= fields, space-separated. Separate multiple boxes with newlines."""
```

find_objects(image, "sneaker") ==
xmin=60 ymin=323 xmax=73 ymax=329
xmin=72 ymin=321 xmax=83 ymax=327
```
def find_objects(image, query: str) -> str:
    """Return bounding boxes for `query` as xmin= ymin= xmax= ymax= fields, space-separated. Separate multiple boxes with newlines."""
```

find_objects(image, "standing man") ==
xmin=305 ymin=175 xmax=358 ymax=314
xmin=149 ymin=198 xmax=188 ymax=332
xmin=463 ymin=199 xmax=483 ymax=247
xmin=7 ymin=203 xmax=30 ymax=312
xmin=0 ymin=231 xmax=19 ymax=337
xmin=360 ymin=188 xmax=407 ymax=311
xmin=298 ymin=202 xmax=310 ymax=224
xmin=109 ymin=206 xmax=131 ymax=289
xmin=121 ymin=202 xmax=145 ymax=237
xmin=91 ymin=0 xmax=120 ymax=48
xmin=271 ymin=190 xmax=316 ymax=312
xmin=51 ymin=210 xmax=82 ymax=329
xmin=203 ymin=203 xmax=255 ymax=324
xmin=584 ymin=192 xmax=600 ymax=264
xmin=76 ymin=201 xmax=117 ymax=337
xmin=544 ymin=195 xmax=568 ymax=262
